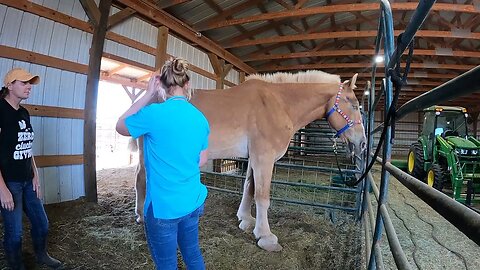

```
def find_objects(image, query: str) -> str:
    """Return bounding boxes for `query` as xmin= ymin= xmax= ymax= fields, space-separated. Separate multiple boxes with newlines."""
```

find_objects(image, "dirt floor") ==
xmin=369 ymin=167 xmax=480 ymax=270
xmin=0 ymin=166 xmax=362 ymax=270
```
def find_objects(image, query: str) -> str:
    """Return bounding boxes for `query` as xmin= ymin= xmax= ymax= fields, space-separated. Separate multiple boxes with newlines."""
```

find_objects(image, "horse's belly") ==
xmin=209 ymin=135 xmax=248 ymax=159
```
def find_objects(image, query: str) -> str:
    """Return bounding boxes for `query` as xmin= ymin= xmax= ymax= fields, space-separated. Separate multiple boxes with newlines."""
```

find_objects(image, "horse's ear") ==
xmin=350 ymin=73 xmax=358 ymax=90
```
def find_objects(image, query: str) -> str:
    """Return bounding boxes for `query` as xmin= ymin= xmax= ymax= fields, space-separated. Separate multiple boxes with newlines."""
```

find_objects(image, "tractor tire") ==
xmin=427 ymin=163 xmax=447 ymax=191
xmin=407 ymin=143 xmax=426 ymax=181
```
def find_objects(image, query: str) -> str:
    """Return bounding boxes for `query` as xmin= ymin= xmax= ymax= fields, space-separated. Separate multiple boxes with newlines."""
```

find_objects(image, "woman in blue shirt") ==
xmin=116 ymin=58 xmax=209 ymax=270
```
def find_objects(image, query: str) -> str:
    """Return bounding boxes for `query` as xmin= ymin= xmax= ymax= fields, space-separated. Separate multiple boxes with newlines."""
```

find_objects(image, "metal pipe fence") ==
xmin=364 ymin=1 xmax=437 ymax=269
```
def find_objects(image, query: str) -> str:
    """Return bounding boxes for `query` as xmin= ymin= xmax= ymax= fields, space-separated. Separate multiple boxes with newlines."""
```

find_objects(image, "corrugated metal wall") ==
xmin=0 ymin=0 xmax=240 ymax=204
xmin=372 ymin=111 xmax=421 ymax=158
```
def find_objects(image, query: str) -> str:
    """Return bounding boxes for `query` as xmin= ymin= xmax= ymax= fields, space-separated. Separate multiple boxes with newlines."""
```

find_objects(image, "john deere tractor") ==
xmin=407 ymin=105 xmax=480 ymax=204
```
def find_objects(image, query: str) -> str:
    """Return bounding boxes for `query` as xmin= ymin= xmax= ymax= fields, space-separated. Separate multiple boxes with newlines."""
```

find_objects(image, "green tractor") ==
xmin=407 ymin=105 xmax=480 ymax=204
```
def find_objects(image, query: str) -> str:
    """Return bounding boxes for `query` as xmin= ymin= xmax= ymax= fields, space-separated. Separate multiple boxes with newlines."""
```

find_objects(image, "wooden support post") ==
xmin=107 ymin=7 xmax=135 ymax=30
xmin=80 ymin=0 xmax=101 ymax=26
xmin=208 ymin=53 xmax=229 ymax=89
xmin=156 ymin=26 xmax=169 ymax=70
xmin=239 ymin=71 xmax=246 ymax=83
xmin=83 ymin=0 xmax=111 ymax=203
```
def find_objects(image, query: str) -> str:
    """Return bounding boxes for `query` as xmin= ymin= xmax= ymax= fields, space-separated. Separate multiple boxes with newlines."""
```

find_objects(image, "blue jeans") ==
xmin=0 ymin=180 xmax=49 ymax=262
xmin=144 ymin=203 xmax=205 ymax=270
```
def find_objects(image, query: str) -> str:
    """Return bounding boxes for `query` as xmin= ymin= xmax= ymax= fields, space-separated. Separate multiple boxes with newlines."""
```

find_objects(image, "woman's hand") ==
xmin=33 ymin=174 xmax=42 ymax=199
xmin=0 ymin=186 xmax=14 ymax=211
xmin=146 ymin=72 xmax=165 ymax=101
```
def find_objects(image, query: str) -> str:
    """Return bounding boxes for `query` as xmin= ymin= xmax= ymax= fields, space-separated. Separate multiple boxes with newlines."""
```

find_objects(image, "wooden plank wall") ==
xmin=0 ymin=0 xmax=241 ymax=204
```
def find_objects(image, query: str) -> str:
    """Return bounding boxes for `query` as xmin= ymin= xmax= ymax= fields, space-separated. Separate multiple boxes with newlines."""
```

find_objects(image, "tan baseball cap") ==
xmin=3 ymin=68 xmax=40 ymax=87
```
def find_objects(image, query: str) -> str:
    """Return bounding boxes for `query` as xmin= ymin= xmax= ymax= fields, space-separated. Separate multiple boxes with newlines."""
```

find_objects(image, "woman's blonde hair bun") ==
xmin=160 ymin=58 xmax=190 ymax=88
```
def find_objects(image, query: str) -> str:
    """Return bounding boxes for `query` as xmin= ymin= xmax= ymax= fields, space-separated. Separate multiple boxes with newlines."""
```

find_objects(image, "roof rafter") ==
xmin=225 ymin=30 xmax=480 ymax=48
xmin=197 ymin=3 xmax=479 ymax=31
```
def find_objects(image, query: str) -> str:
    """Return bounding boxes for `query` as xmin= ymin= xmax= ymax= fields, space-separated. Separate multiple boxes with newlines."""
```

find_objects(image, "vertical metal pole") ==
xmin=368 ymin=0 xmax=395 ymax=268
xmin=363 ymin=12 xmax=383 ymax=270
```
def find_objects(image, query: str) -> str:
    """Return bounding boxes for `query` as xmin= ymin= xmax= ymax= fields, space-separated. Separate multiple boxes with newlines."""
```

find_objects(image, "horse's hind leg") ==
xmin=135 ymin=137 xmax=146 ymax=223
xmin=251 ymin=158 xmax=282 ymax=252
xmin=237 ymin=160 xmax=255 ymax=232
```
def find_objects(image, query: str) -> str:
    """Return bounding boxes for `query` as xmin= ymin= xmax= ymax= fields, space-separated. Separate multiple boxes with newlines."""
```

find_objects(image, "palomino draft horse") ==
xmin=133 ymin=70 xmax=367 ymax=252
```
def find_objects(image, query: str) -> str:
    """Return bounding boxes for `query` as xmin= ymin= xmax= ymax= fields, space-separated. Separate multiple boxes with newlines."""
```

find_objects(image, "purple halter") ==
xmin=325 ymin=84 xmax=362 ymax=138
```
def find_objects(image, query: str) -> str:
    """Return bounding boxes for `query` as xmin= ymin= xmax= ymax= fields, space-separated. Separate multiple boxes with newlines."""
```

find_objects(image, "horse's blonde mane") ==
xmin=246 ymin=70 xmax=340 ymax=84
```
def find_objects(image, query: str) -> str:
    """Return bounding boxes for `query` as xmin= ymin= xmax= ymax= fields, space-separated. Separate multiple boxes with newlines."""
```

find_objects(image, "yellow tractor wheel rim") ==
xmin=427 ymin=170 xmax=434 ymax=187
xmin=408 ymin=152 xmax=415 ymax=173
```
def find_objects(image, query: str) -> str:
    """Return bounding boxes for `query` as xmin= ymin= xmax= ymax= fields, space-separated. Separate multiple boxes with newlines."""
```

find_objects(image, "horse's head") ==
xmin=325 ymin=73 xmax=367 ymax=165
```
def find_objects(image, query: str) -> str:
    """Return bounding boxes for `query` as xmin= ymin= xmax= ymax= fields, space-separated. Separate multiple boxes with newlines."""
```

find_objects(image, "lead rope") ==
xmin=332 ymin=137 xmax=345 ymax=179
xmin=346 ymin=35 xmax=416 ymax=187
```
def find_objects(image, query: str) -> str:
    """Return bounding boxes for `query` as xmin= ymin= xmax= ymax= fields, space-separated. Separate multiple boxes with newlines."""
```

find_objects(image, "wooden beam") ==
xmin=103 ymin=53 xmax=154 ymax=72
xmin=105 ymin=63 xmax=128 ymax=76
xmin=193 ymin=0 xmax=264 ymax=31
xmin=35 ymin=155 xmax=83 ymax=168
xmin=80 ymin=0 xmax=101 ymax=26
xmin=100 ymin=73 xmax=147 ymax=89
xmin=208 ymin=53 xmax=223 ymax=88
xmin=115 ymin=0 xmax=256 ymax=74
xmin=24 ymin=104 xmax=84 ymax=119
xmin=222 ymin=64 xmax=233 ymax=78
xmin=122 ymin=85 xmax=136 ymax=102
xmin=100 ymin=53 xmax=223 ymax=86
xmin=225 ymin=30 xmax=480 ymax=48
xmin=156 ymin=26 xmax=169 ymax=69
xmin=107 ymin=7 xmax=136 ymax=29
xmin=244 ymin=49 xmax=480 ymax=62
xmin=198 ymin=3 xmax=480 ymax=31
xmin=137 ymin=73 xmax=152 ymax=82
xmin=84 ymin=0 xmax=111 ymax=203
xmin=335 ymin=72 xmax=458 ymax=80
xmin=256 ymin=62 xmax=476 ymax=72
xmin=0 ymin=45 xmax=88 ymax=74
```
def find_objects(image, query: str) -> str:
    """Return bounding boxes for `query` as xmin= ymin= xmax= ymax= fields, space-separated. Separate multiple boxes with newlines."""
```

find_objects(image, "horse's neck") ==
xmin=276 ymin=83 xmax=338 ymax=131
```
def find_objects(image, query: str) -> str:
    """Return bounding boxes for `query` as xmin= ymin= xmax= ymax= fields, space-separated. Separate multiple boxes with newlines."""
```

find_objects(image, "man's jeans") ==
xmin=0 ymin=180 xmax=49 ymax=262
xmin=144 ymin=203 xmax=205 ymax=270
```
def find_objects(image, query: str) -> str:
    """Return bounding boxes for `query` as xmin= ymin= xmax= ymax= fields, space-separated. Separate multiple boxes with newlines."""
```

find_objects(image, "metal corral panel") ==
xmin=0 ymin=2 xmax=91 ymax=203
xmin=167 ymin=35 xmax=214 ymax=74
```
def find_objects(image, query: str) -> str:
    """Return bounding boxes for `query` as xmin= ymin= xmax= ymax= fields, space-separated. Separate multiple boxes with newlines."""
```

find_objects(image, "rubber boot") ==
xmin=34 ymin=240 xmax=63 ymax=269
xmin=5 ymin=249 xmax=26 ymax=270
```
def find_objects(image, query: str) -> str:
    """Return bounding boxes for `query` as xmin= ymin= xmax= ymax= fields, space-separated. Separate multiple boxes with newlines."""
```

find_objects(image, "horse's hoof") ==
xmin=238 ymin=218 xmax=255 ymax=233
xmin=256 ymin=235 xmax=283 ymax=252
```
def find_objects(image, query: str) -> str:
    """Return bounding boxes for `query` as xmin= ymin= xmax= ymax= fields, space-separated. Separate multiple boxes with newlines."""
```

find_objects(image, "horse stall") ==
xmin=1 ymin=1 xmax=479 ymax=270
xmin=199 ymin=119 xmax=363 ymax=268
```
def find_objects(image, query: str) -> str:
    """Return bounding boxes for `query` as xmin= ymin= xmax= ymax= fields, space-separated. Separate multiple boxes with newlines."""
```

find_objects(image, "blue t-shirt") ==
xmin=125 ymin=96 xmax=209 ymax=219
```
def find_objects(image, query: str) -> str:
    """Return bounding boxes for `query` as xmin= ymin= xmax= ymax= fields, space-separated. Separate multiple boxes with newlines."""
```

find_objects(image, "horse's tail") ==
xmin=128 ymin=138 xmax=139 ymax=152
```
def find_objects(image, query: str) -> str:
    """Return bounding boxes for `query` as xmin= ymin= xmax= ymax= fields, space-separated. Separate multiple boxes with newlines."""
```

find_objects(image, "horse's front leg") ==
xmin=237 ymin=160 xmax=255 ymax=232
xmin=251 ymin=158 xmax=282 ymax=252
xmin=135 ymin=137 xmax=146 ymax=223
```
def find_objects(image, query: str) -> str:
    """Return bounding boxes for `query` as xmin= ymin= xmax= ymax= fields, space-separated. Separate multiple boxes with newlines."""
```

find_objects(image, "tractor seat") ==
xmin=443 ymin=130 xmax=458 ymax=137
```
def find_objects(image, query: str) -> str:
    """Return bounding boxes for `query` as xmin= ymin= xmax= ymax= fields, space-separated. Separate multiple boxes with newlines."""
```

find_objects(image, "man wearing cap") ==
xmin=0 ymin=68 xmax=63 ymax=269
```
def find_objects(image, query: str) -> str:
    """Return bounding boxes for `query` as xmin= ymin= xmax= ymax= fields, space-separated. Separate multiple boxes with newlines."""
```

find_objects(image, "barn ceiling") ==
xmin=114 ymin=0 xmax=480 ymax=112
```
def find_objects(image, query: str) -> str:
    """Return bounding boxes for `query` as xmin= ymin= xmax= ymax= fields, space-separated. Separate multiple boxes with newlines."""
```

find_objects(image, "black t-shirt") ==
xmin=0 ymin=98 xmax=34 ymax=181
